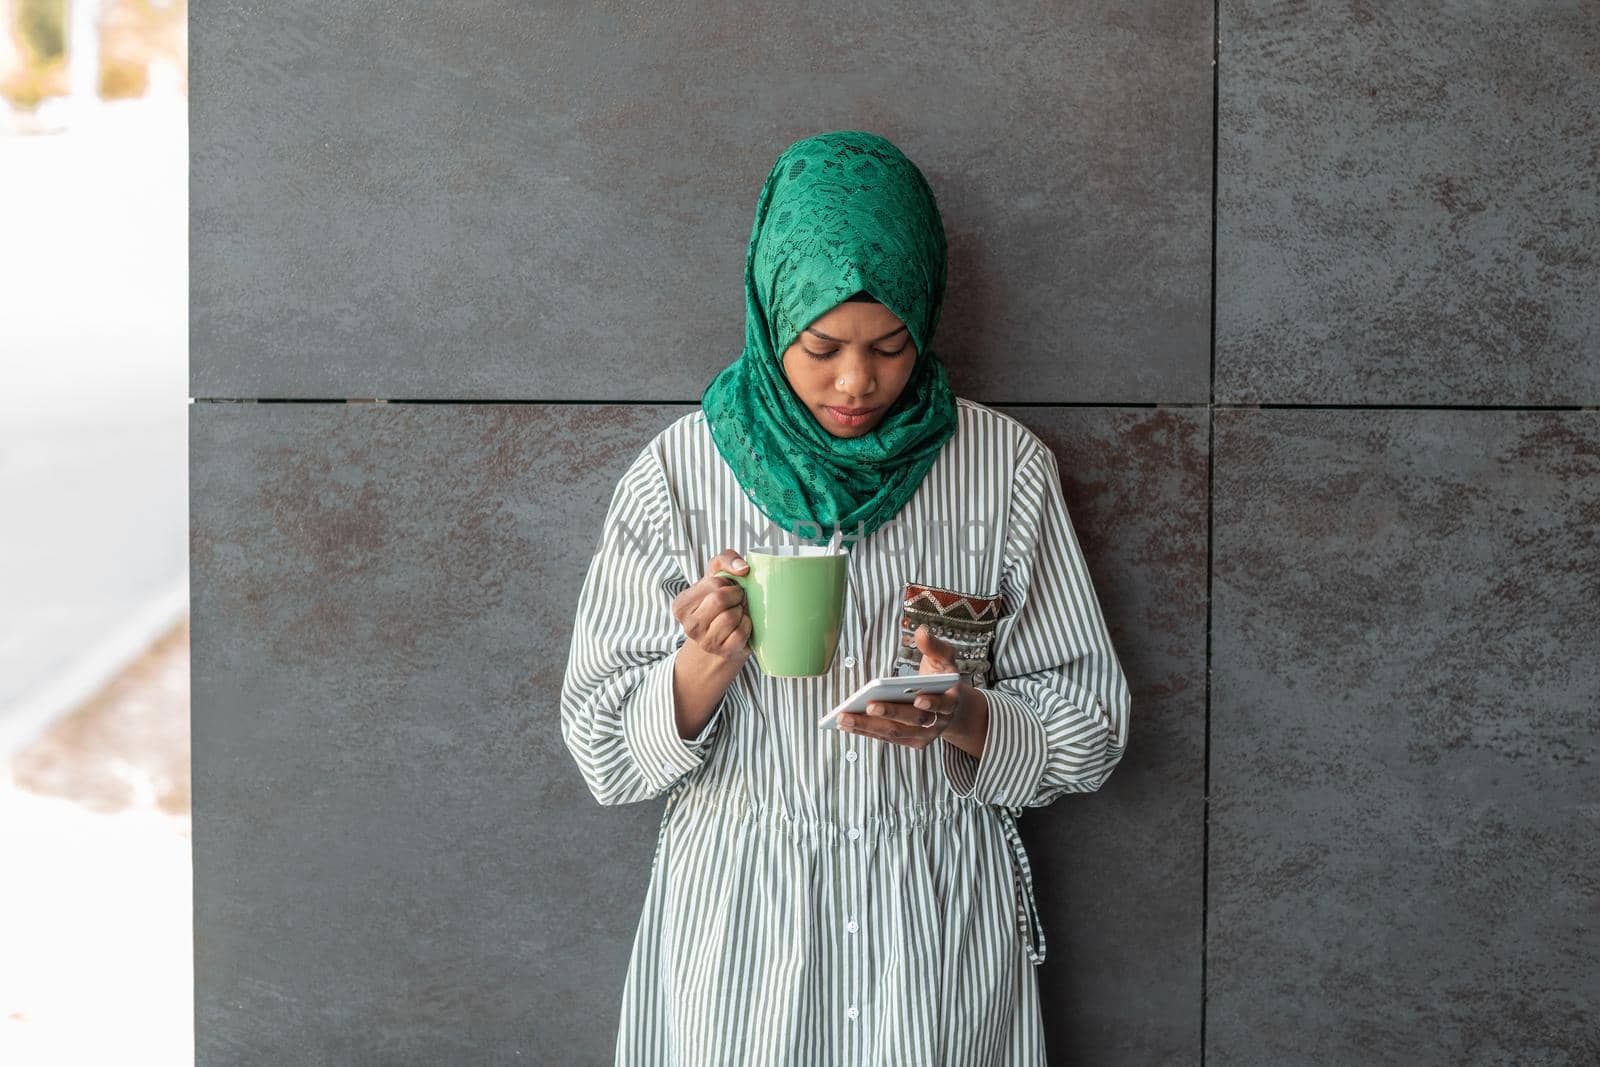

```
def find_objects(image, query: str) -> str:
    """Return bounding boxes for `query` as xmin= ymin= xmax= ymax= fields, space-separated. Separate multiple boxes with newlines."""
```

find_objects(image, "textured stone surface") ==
xmin=998 ymin=406 xmax=1209 ymax=1065
xmin=190 ymin=2 xmax=1212 ymax=404
xmin=1209 ymin=408 xmax=1600 ymax=1064
xmin=191 ymin=402 xmax=691 ymax=1063
xmin=190 ymin=401 xmax=1203 ymax=1064
xmin=1217 ymin=2 xmax=1600 ymax=404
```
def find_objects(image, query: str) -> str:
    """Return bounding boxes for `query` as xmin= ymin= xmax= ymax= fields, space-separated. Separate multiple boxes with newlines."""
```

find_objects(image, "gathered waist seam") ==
xmin=672 ymin=781 xmax=978 ymax=846
xmin=648 ymin=784 xmax=1047 ymax=966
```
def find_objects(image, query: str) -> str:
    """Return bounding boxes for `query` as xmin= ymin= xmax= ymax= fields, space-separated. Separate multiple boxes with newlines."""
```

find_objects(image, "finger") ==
xmin=721 ymin=612 xmax=753 ymax=654
xmin=682 ymin=602 xmax=731 ymax=649
xmin=911 ymin=692 xmax=959 ymax=716
xmin=705 ymin=549 xmax=749 ymax=582
xmin=670 ymin=584 xmax=696 ymax=625
xmin=914 ymin=624 xmax=958 ymax=673
xmin=688 ymin=581 xmax=745 ymax=631
xmin=904 ymin=693 xmax=959 ymax=718
xmin=701 ymin=603 xmax=742 ymax=648
xmin=862 ymin=699 xmax=948 ymax=728
xmin=705 ymin=610 xmax=749 ymax=654
xmin=861 ymin=700 xmax=914 ymax=726
xmin=713 ymin=618 xmax=752 ymax=658
xmin=841 ymin=713 xmax=935 ymax=748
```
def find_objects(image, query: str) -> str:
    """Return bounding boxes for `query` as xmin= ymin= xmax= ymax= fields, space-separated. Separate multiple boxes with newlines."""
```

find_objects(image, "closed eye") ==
xmin=802 ymin=344 xmax=909 ymax=360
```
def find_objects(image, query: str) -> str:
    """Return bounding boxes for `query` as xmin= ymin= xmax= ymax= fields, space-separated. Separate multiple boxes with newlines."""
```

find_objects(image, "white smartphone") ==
xmin=818 ymin=672 xmax=962 ymax=731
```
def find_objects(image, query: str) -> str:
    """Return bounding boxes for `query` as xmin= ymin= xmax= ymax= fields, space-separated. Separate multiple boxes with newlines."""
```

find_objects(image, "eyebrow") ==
xmin=805 ymin=325 xmax=909 ymax=344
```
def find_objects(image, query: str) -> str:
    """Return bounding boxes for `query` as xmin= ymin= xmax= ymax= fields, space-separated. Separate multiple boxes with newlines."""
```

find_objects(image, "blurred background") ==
xmin=1 ymin=0 xmax=190 ymax=1062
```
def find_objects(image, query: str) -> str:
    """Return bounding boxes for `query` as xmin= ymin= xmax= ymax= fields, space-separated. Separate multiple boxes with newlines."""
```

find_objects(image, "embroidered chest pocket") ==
xmin=892 ymin=580 xmax=1005 ymax=688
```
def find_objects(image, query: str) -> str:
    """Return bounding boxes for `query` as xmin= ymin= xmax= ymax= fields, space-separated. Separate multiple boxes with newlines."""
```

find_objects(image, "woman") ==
xmin=560 ymin=130 xmax=1131 ymax=1066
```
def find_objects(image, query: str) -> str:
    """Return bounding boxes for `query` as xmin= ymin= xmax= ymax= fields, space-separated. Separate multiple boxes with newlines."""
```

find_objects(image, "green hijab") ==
xmin=700 ymin=129 xmax=959 ymax=543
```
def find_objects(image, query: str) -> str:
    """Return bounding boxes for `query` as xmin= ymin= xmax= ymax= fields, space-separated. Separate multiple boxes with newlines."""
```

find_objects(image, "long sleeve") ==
xmin=939 ymin=443 xmax=1132 ymax=808
xmin=559 ymin=446 xmax=729 ymax=806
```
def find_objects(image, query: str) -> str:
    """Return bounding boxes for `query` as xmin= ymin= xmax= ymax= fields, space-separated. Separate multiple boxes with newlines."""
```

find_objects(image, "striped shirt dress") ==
xmin=559 ymin=397 xmax=1132 ymax=1066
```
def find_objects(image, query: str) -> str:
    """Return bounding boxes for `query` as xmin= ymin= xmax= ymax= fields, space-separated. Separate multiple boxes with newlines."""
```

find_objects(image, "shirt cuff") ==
xmin=622 ymin=645 xmax=726 ymax=794
xmin=938 ymin=687 xmax=1050 ymax=808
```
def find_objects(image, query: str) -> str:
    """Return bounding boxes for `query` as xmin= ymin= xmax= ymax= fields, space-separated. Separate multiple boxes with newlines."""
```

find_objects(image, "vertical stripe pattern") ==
xmin=560 ymin=397 xmax=1132 ymax=1066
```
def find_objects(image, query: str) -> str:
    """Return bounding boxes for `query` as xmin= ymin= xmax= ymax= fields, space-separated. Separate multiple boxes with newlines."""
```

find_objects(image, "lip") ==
xmin=825 ymin=405 xmax=880 ymax=427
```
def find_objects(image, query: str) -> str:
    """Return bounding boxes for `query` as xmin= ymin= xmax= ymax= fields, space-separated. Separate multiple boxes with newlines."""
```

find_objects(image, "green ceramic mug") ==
xmin=713 ymin=547 xmax=849 ymax=677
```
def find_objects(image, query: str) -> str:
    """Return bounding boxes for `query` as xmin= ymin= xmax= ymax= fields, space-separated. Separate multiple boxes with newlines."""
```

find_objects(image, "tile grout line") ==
xmin=1203 ymin=0 xmax=1220 ymax=1061
xmin=187 ymin=398 xmax=1600 ymax=411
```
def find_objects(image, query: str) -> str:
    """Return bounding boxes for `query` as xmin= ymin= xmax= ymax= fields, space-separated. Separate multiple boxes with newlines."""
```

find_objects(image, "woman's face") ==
xmin=781 ymin=300 xmax=919 ymax=438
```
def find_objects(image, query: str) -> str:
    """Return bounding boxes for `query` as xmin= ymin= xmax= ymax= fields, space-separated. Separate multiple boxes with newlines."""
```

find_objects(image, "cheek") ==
xmin=890 ymin=358 xmax=917 ymax=394
xmin=780 ymin=353 xmax=806 ymax=390
xmin=783 ymin=353 xmax=827 ymax=395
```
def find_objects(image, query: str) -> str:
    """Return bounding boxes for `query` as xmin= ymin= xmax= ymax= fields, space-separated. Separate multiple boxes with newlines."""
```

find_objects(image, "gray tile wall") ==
xmin=191 ymin=2 xmax=1597 ymax=1063
xmin=1208 ymin=409 xmax=1598 ymax=1064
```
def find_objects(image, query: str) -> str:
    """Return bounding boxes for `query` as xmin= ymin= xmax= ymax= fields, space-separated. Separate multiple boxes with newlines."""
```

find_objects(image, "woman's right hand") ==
xmin=671 ymin=549 xmax=754 ymax=666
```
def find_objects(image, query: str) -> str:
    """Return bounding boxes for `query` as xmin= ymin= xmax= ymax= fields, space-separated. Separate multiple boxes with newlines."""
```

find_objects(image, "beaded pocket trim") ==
xmin=892 ymin=581 xmax=1005 ymax=687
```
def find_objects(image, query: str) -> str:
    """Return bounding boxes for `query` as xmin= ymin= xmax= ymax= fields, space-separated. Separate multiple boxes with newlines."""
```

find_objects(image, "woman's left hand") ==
xmin=839 ymin=625 xmax=981 ymax=750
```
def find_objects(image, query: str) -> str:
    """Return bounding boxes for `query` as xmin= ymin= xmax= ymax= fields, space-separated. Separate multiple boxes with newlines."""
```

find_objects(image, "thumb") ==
xmin=915 ymin=624 xmax=957 ymax=672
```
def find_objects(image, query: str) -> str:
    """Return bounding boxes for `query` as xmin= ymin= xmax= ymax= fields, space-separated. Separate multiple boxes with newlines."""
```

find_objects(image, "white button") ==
xmin=846 ymin=1005 xmax=859 ymax=1020
xmin=846 ymin=918 xmax=859 ymax=934
xmin=846 ymin=827 xmax=861 ymax=841
xmin=843 ymin=655 xmax=856 ymax=668
xmin=844 ymin=750 xmax=858 ymax=763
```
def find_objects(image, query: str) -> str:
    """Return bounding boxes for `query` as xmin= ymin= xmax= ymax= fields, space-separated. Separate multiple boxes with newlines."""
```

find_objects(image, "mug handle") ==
xmin=711 ymin=569 xmax=749 ymax=591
